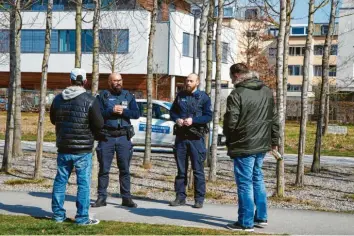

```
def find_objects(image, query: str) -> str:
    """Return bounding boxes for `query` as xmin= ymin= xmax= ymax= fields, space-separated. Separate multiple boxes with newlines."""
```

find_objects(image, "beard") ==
xmin=185 ymin=85 xmax=197 ymax=93
xmin=110 ymin=84 xmax=122 ymax=94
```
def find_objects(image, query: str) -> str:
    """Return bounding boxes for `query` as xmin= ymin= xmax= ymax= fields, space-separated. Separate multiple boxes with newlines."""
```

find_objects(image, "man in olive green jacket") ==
xmin=224 ymin=63 xmax=279 ymax=232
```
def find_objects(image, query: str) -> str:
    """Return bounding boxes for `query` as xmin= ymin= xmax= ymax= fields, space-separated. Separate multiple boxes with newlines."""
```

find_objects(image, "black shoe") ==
xmin=192 ymin=202 xmax=203 ymax=209
xmin=122 ymin=198 xmax=137 ymax=208
xmin=91 ymin=197 xmax=107 ymax=208
xmin=226 ymin=222 xmax=254 ymax=232
xmin=254 ymin=219 xmax=268 ymax=228
xmin=169 ymin=198 xmax=186 ymax=207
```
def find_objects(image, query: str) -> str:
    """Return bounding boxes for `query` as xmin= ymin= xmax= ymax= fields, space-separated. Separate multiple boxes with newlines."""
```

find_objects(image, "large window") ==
xmin=291 ymin=27 xmax=305 ymax=35
xmin=99 ymin=29 xmax=129 ymax=53
xmin=314 ymin=65 xmax=322 ymax=76
xmin=58 ymin=30 xmax=76 ymax=52
xmin=287 ymin=84 xmax=302 ymax=92
xmin=313 ymin=65 xmax=337 ymax=77
xmin=314 ymin=45 xmax=338 ymax=55
xmin=288 ymin=65 xmax=303 ymax=76
xmin=245 ymin=8 xmax=259 ymax=19
xmin=182 ymin=33 xmax=190 ymax=57
xmin=0 ymin=30 xmax=9 ymax=53
xmin=289 ymin=46 xmax=305 ymax=56
xmin=21 ymin=30 xmax=58 ymax=53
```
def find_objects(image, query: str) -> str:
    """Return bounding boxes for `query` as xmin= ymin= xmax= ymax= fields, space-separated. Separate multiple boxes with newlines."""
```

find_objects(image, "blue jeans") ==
xmin=52 ymin=153 xmax=92 ymax=225
xmin=233 ymin=153 xmax=267 ymax=228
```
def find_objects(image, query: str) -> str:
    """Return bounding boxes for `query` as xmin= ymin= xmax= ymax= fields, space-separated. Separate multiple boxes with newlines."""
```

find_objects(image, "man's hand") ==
xmin=184 ymin=118 xmax=193 ymax=126
xmin=113 ymin=105 xmax=124 ymax=115
xmin=272 ymin=146 xmax=278 ymax=151
xmin=176 ymin=119 xmax=184 ymax=127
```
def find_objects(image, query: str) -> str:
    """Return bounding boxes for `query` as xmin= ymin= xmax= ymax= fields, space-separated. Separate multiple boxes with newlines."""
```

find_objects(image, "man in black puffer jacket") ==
xmin=224 ymin=63 xmax=279 ymax=232
xmin=50 ymin=68 xmax=103 ymax=226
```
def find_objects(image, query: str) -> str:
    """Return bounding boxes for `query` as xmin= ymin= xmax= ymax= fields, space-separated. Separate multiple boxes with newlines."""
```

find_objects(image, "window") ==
xmin=331 ymin=44 xmax=338 ymax=55
xmin=82 ymin=30 xmax=93 ymax=52
xmin=321 ymin=25 xmax=329 ymax=35
xmin=182 ymin=33 xmax=190 ymax=57
xmin=269 ymin=28 xmax=279 ymax=37
xmin=21 ymin=30 xmax=46 ymax=53
xmin=329 ymin=66 xmax=336 ymax=77
xmin=288 ymin=65 xmax=303 ymax=76
xmin=58 ymin=30 xmax=76 ymax=52
xmin=224 ymin=7 xmax=234 ymax=18
xmin=99 ymin=29 xmax=129 ymax=53
xmin=245 ymin=8 xmax=258 ymax=19
xmin=314 ymin=65 xmax=322 ymax=76
xmin=289 ymin=46 xmax=305 ymax=56
xmin=222 ymin=42 xmax=229 ymax=63
xmin=287 ymin=85 xmax=302 ymax=92
xmin=291 ymin=27 xmax=305 ymax=35
xmin=314 ymin=45 xmax=324 ymax=55
xmin=153 ymin=104 xmax=170 ymax=120
xmin=269 ymin=48 xmax=277 ymax=57
xmin=0 ymin=30 xmax=10 ymax=53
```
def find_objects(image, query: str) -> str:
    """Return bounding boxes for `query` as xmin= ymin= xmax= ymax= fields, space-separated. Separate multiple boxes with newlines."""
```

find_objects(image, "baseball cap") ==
xmin=70 ymin=68 xmax=87 ymax=81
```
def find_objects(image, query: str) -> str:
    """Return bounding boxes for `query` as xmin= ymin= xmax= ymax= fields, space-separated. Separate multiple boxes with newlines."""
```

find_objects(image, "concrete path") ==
xmin=1 ymin=140 xmax=353 ymax=167
xmin=0 ymin=191 xmax=353 ymax=235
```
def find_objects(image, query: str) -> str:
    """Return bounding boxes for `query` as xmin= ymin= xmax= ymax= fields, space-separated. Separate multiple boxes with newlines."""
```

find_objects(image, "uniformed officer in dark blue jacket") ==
xmin=91 ymin=73 xmax=140 ymax=208
xmin=169 ymin=73 xmax=212 ymax=209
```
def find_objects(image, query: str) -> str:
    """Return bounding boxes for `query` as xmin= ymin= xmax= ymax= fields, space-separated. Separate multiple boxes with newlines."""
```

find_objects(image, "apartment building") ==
xmin=0 ymin=0 xmax=236 ymax=101
xmin=337 ymin=0 xmax=354 ymax=95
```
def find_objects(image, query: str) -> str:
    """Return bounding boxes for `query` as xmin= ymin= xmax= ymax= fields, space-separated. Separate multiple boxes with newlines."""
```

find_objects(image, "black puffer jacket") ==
xmin=223 ymin=72 xmax=279 ymax=157
xmin=50 ymin=87 xmax=104 ymax=154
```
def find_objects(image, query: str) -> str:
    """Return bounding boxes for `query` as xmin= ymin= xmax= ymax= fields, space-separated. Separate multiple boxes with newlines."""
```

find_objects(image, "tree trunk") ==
xmin=198 ymin=0 xmax=209 ymax=91
xmin=2 ymin=3 xmax=18 ymax=172
xmin=296 ymin=0 xmax=315 ymax=186
xmin=34 ymin=0 xmax=53 ymax=179
xmin=209 ymin=0 xmax=223 ymax=183
xmin=91 ymin=0 xmax=101 ymax=189
xmin=91 ymin=0 xmax=100 ymax=96
xmin=283 ymin=0 xmax=291 ymax=124
xmin=312 ymin=0 xmax=336 ymax=173
xmin=13 ymin=0 xmax=22 ymax=159
xmin=323 ymin=83 xmax=330 ymax=135
xmin=75 ymin=0 xmax=82 ymax=68
xmin=193 ymin=13 xmax=197 ymax=73
xmin=275 ymin=0 xmax=287 ymax=197
xmin=205 ymin=0 xmax=214 ymax=167
xmin=143 ymin=0 xmax=158 ymax=169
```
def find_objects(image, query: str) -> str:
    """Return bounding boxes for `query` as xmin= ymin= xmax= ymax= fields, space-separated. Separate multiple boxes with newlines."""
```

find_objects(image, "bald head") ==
xmin=185 ymin=73 xmax=200 ymax=93
xmin=108 ymin=73 xmax=123 ymax=93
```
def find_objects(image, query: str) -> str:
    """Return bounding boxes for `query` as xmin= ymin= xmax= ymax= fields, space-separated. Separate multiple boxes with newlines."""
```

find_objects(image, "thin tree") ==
xmin=209 ymin=0 xmax=223 ymax=182
xmin=34 ymin=0 xmax=53 ymax=179
xmin=143 ymin=0 xmax=158 ymax=169
xmin=275 ymin=0 xmax=287 ymax=197
xmin=312 ymin=0 xmax=337 ymax=173
xmin=13 ymin=0 xmax=22 ymax=159
xmin=91 ymin=0 xmax=100 ymax=95
xmin=205 ymin=0 xmax=215 ymax=167
xmin=198 ymin=0 xmax=209 ymax=90
xmin=75 ymin=0 xmax=82 ymax=68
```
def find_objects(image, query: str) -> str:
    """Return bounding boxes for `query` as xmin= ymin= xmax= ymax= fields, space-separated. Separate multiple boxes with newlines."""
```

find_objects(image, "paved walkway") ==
xmin=0 ymin=191 xmax=353 ymax=235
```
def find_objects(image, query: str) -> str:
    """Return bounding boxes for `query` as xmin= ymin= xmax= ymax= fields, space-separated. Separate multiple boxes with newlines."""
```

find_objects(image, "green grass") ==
xmin=343 ymin=194 xmax=354 ymax=201
xmin=0 ymin=215 xmax=249 ymax=235
xmin=3 ymin=178 xmax=46 ymax=185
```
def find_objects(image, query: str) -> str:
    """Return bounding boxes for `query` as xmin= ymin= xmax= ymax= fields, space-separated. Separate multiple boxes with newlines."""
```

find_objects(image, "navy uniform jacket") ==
xmin=97 ymin=89 xmax=140 ymax=129
xmin=170 ymin=89 xmax=212 ymax=125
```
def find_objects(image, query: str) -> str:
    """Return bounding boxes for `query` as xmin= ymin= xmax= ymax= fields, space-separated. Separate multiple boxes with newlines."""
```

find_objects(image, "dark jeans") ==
xmin=233 ymin=153 xmax=267 ymax=228
xmin=174 ymin=136 xmax=206 ymax=203
xmin=96 ymin=136 xmax=133 ymax=199
xmin=52 ymin=153 xmax=92 ymax=225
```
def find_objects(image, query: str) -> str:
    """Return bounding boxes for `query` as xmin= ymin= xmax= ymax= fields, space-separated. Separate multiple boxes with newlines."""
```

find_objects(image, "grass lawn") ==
xmin=0 ymin=111 xmax=353 ymax=157
xmin=0 ymin=215 xmax=248 ymax=235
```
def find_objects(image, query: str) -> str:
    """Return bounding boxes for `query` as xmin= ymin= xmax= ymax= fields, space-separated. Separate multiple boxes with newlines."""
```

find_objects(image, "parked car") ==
xmin=131 ymin=99 xmax=226 ymax=147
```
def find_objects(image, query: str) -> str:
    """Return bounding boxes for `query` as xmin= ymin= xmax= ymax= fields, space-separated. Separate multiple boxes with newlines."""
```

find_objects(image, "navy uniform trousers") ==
xmin=96 ymin=135 xmax=133 ymax=199
xmin=174 ymin=136 xmax=206 ymax=203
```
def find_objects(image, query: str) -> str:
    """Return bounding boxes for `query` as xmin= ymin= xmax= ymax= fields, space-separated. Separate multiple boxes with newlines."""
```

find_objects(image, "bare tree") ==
xmin=143 ymin=0 xmax=158 ymax=169
xmin=312 ymin=0 xmax=337 ymax=173
xmin=34 ymin=0 xmax=53 ymax=179
xmin=75 ymin=0 xmax=82 ymax=67
xmin=198 ymin=0 xmax=209 ymax=90
xmin=91 ymin=0 xmax=101 ymax=95
xmin=209 ymin=0 xmax=224 ymax=182
xmin=275 ymin=0 xmax=287 ymax=197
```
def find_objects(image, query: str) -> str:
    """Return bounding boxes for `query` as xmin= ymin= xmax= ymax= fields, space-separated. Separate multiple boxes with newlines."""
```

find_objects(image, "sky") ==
xmin=292 ymin=1 xmax=333 ymax=24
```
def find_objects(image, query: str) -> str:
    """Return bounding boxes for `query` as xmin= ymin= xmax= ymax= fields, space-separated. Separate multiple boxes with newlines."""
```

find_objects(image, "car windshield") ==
xmin=164 ymin=102 xmax=172 ymax=109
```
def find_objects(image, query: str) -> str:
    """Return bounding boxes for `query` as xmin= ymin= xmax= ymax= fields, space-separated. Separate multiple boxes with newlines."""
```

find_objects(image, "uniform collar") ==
xmin=185 ymin=89 xmax=201 ymax=99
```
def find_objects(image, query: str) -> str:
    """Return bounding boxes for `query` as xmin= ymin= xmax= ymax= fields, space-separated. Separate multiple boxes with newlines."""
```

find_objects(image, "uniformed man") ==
xmin=169 ymin=73 xmax=212 ymax=209
xmin=91 ymin=73 xmax=140 ymax=208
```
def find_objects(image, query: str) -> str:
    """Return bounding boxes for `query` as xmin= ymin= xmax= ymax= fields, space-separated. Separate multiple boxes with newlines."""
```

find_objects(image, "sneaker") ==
xmin=169 ymin=198 xmax=186 ymax=207
xmin=254 ymin=219 xmax=268 ymax=228
xmin=79 ymin=219 xmax=100 ymax=226
xmin=192 ymin=202 xmax=203 ymax=209
xmin=226 ymin=222 xmax=254 ymax=232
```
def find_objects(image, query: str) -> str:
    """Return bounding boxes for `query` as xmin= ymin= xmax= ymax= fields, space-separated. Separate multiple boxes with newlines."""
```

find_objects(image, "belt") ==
xmin=105 ymin=129 xmax=127 ymax=137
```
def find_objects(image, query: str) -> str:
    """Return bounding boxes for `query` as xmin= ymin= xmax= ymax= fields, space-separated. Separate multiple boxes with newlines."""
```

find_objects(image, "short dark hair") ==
xmin=230 ymin=63 xmax=249 ymax=75
xmin=71 ymin=75 xmax=84 ymax=86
